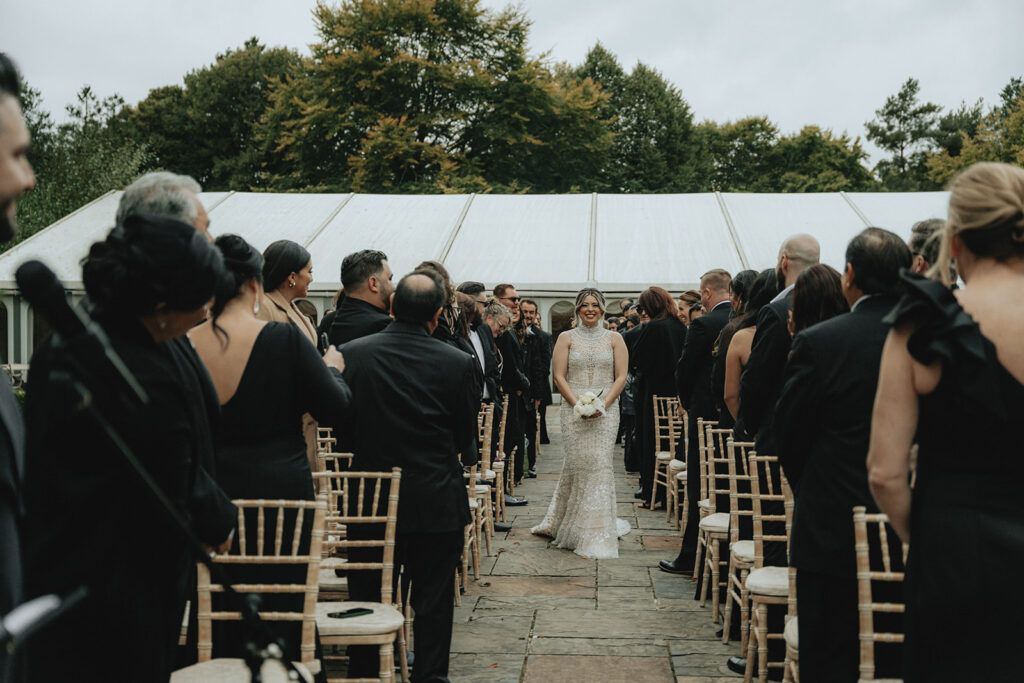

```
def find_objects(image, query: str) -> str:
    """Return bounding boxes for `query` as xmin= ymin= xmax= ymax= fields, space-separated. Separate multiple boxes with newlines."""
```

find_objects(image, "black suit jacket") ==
xmin=675 ymin=301 xmax=733 ymax=418
xmin=777 ymin=296 xmax=897 ymax=578
xmin=341 ymin=321 xmax=478 ymax=534
xmin=738 ymin=293 xmax=793 ymax=454
xmin=328 ymin=297 xmax=392 ymax=346
xmin=525 ymin=325 xmax=552 ymax=403
xmin=474 ymin=323 xmax=501 ymax=401
xmin=495 ymin=329 xmax=530 ymax=396
xmin=0 ymin=371 xmax=25 ymax=621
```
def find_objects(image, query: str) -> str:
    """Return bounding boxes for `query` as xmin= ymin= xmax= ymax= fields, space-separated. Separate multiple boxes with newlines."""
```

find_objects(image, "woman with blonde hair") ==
xmin=532 ymin=288 xmax=631 ymax=558
xmin=868 ymin=162 xmax=1024 ymax=682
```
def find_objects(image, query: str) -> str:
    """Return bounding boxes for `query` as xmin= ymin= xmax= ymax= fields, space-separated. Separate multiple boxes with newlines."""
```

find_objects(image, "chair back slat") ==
xmin=748 ymin=453 xmax=792 ymax=567
xmin=695 ymin=418 xmax=718 ymax=503
xmin=496 ymin=396 xmax=510 ymax=455
xmin=256 ymin=505 xmax=265 ymax=555
xmin=706 ymin=426 xmax=733 ymax=515
xmin=726 ymin=439 xmax=755 ymax=544
xmin=853 ymin=506 xmax=908 ymax=681
xmin=291 ymin=506 xmax=305 ymax=556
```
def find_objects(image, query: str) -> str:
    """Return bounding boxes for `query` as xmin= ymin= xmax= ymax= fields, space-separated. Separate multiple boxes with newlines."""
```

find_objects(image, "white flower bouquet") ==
xmin=574 ymin=390 xmax=605 ymax=418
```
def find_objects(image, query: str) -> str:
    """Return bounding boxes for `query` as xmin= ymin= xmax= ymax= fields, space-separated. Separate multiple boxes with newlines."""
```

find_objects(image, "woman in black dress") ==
xmin=709 ymin=269 xmax=756 ymax=429
xmin=188 ymin=235 xmax=350 ymax=663
xmin=631 ymin=286 xmax=686 ymax=507
xmin=21 ymin=214 xmax=227 ymax=682
xmin=868 ymin=162 xmax=1024 ymax=682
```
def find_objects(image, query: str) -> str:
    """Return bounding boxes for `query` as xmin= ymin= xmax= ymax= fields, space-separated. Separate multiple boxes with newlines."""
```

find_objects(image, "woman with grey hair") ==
xmin=531 ymin=287 xmax=630 ymax=558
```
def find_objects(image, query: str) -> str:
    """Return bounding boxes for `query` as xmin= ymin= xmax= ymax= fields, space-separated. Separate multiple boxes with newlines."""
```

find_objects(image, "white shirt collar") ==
xmin=770 ymin=283 xmax=795 ymax=304
xmin=710 ymin=299 xmax=730 ymax=311
xmin=850 ymin=294 xmax=874 ymax=312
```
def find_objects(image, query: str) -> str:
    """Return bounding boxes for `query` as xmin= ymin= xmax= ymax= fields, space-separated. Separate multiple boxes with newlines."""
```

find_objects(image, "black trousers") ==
xmin=621 ymin=413 xmax=637 ymax=472
xmin=504 ymin=395 xmax=526 ymax=480
xmin=539 ymin=405 xmax=549 ymax=443
xmin=524 ymin=401 xmax=538 ymax=470
xmin=348 ymin=530 xmax=463 ymax=682
xmin=675 ymin=414 xmax=701 ymax=563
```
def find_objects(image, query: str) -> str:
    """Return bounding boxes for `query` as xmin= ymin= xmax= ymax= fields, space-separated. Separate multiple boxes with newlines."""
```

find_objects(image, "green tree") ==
xmin=926 ymin=89 xmax=1024 ymax=184
xmin=932 ymin=99 xmax=984 ymax=157
xmin=122 ymin=38 xmax=300 ymax=189
xmin=865 ymin=77 xmax=941 ymax=190
xmin=771 ymin=126 xmax=875 ymax=192
xmin=9 ymin=85 xmax=148 ymax=250
xmin=697 ymin=116 xmax=779 ymax=191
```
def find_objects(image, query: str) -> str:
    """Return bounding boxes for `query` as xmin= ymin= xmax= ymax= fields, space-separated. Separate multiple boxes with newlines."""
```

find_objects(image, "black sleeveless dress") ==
xmin=885 ymin=272 xmax=1024 ymax=683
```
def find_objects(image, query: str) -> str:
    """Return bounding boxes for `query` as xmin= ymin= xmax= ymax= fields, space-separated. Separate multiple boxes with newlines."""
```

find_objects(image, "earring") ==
xmin=289 ymin=281 xmax=295 ymax=288
xmin=253 ymin=301 xmax=260 ymax=315
xmin=159 ymin=320 xmax=167 ymax=330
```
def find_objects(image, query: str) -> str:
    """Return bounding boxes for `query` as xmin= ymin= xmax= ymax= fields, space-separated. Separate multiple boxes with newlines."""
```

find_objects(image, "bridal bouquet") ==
xmin=574 ymin=391 xmax=605 ymax=418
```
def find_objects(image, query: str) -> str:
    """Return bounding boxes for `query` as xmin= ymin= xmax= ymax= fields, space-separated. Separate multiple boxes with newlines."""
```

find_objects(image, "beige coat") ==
xmin=256 ymin=289 xmax=321 ymax=473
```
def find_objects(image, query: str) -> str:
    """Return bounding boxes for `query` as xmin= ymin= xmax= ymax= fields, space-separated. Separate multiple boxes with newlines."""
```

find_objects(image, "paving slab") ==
xmin=449 ymin=615 xmax=533 ymax=654
xmin=447 ymin=653 xmax=524 ymax=683
xmin=491 ymin=547 xmax=596 ymax=576
xmin=528 ymin=636 xmax=676 ymax=657
xmin=466 ymin=575 xmax=595 ymax=598
xmin=523 ymin=654 xmax=675 ymax=683
xmin=643 ymin=534 xmax=684 ymax=551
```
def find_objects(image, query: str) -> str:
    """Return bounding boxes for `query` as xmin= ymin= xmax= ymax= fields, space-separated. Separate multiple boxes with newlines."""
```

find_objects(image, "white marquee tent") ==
xmin=0 ymin=190 xmax=951 ymax=363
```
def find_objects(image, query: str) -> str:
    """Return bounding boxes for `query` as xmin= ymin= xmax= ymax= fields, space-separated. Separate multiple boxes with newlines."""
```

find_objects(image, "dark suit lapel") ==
xmin=0 ymin=379 xmax=25 ymax=481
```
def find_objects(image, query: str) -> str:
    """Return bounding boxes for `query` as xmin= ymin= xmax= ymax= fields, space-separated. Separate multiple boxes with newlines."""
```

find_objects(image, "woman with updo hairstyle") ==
xmin=630 ymin=286 xmax=686 ymax=507
xmin=188 ymin=234 xmax=349 ymax=665
xmin=788 ymin=263 xmax=848 ymax=336
xmin=723 ymin=268 xmax=779 ymax=436
xmin=20 ymin=214 xmax=227 ymax=681
xmin=868 ymin=162 xmax=1024 ymax=682
xmin=709 ymin=269 xmax=759 ymax=428
xmin=257 ymin=239 xmax=317 ymax=343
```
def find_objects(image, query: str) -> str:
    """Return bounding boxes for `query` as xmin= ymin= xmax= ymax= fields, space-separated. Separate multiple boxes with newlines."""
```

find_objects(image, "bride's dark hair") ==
xmin=572 ymin=287 xmax=606 ymax=327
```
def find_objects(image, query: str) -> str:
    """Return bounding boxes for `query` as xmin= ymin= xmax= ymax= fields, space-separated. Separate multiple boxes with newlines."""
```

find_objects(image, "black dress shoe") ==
xmin=493 ymin=522 xmax=512 ymax=532
xmin=657 ymin=559 xmax=693 ymax=576
xmin=525 ymin=469 xmax=537 ymax=478
xmin=540 ymin=438 xmax=550 ymax=445
xmin=727 ymin=656 xmax=782 ymax=681
xmin=504 ymin=495 xmax=528 ymax=506
xmin=633 ymin=489 xmax=646 ymax=499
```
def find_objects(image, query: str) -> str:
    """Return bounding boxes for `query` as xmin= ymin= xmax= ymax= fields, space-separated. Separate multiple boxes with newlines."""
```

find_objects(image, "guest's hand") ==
xmin=324 ymin=345 xmax=345 ymax=373
xmin=534 ymin=399 xmax=541 ymax=409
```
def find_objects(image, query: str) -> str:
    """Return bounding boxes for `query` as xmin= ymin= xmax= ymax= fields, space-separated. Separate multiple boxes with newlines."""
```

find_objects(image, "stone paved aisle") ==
xmin=447 ymin=407 xmax=742 ymax=683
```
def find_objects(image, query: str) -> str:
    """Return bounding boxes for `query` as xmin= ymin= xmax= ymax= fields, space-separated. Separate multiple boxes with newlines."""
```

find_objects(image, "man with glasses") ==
xmin=492 ymin=284 xmax=531 ymax=491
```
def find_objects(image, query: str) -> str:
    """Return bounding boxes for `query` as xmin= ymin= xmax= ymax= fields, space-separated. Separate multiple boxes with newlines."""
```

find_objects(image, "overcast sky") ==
xmin=6 ymin=0 xmax=1023 ymax=165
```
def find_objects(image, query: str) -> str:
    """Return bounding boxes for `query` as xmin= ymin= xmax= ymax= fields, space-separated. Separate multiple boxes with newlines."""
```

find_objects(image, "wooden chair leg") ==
xmin=756 ymin=603 xmax=770 ymax=683
xmin=453 ymin=569 xmax=461 ymax=606
xmin=744 ymin=602 xmax=759 ymax=683
xmin=710 ymin=540 xmax=721 ymax=623
xmin=739 ymin=569 xmax=750 ymax=653
xmin=693 ymin=530 xmax=705 ymax=582
xmin=379 ymin=640 xmax=395 ymax=682
xmin=666 ymin=476 xmax=676 ymax=523
xmin=722 ymin=578 xmax=733 ymax=644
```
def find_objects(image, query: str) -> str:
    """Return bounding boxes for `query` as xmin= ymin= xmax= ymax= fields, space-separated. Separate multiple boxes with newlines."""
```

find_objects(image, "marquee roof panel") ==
xmin=844 ymin=192 xmax=951 ymax=237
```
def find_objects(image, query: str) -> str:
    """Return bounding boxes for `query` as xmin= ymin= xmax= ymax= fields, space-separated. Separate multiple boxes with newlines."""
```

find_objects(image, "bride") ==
xmin=532 ymin=288 xmax=630 ymax=558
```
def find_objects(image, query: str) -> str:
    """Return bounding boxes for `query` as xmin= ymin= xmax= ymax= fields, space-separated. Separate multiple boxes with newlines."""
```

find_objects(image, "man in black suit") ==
xmin=493 ymin=284 xmax=531 ymax=486
xmin=520 ymin=299 xmax=551 ymax=478
xmin=660 ymin=270 xmax=732 ymax=574
xmin=725 ymin=233 xmax=819 ymax=676
xmin=342 ymin=271 xmax=478 ymax=683
xmin=775 ymin=228 xmax=911 ymax=682
xmin=328 ymin=249 xmax=394 ymax=346
xmin=0 ymin=54 xmax=32 ymax=682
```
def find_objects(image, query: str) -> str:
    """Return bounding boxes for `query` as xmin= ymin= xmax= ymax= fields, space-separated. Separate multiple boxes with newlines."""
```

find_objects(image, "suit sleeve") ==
xmin=774 ymin=333 xmax=820 ymax=493
xmin=529 ymin=333 xmax=552 ymax=401
xmin=189 ymin=466 xmax=237 ymax=544
xmin=456 ymin=356 xmax=480 ymax=467
xmin=294 ymin=325 xmax=352 ymax=430
xmin=497 ymin=332 xmax=531 ymax=393
xmin=674 ymin=319 xmax=713 ymax=409
xmin=738 ymin=306 xmax=788 ymax=437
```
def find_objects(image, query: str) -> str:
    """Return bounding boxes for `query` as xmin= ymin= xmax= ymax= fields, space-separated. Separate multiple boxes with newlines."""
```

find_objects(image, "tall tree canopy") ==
xmin=865 ymin=78 xmax=941 ymax=191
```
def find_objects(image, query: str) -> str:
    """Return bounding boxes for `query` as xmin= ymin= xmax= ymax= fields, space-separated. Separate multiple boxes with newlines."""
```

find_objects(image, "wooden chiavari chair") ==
xmin=743 ymin=453 xmax=792 ymax=683
xmin=650 ymin=395 xmax=676 ymax=508
xmin=664 ymin=398 xmax=686 ymax=524
xmin=782 ymin=567 xmax=799 ymax=683
xmin=691 ymin=417 xmax=718 ymax=576
xmin=721 ymin=439 xmax=756 ymax=650
xmin=172 ymin=499 xmax=327 ymax=683
xmin=492 ymin=396 xmax=511 ymax=518
xmin=313 ymin=469 xmax=408 ymax=683
xmin=699 ymin=426 xmax=734 ymax=623
xmin=853 ymin=506 xmax=907 ymax=683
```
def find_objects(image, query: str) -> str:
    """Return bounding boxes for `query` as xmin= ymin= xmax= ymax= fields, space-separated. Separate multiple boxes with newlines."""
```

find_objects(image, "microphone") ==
xmin=15 ymin=260 xmax=148 ymax=406
xmin=0 ymin=588 xmax=88 ymax=650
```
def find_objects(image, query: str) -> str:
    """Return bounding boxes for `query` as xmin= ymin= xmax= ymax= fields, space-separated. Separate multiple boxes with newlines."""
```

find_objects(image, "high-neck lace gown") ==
xmin=532 ymin=324 xmax=630 ymax=558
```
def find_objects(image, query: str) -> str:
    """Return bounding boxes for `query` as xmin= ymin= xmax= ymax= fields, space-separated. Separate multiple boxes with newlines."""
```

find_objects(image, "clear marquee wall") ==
xmin=0 ymin=190 xmax=951 ymax=363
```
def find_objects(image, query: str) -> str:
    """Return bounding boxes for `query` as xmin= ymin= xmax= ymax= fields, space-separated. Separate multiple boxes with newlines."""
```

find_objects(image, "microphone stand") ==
xmin=46 ymin=337 xmax=305 ymax=683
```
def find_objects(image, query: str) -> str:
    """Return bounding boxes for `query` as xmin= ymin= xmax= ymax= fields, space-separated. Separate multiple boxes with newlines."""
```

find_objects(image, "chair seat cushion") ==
xmin=318 ymin=567 xmax=348 ymax=590
xmin=172 ymin=658 xmax=315 ymax=683
xmin=730 ymin=540 xmax=755 ymax=563
xmin=698 ymin=512 xmax=729 ymax=533
xmin=668 ymin=459 xmax=686 ymax=472
xmin=784 ymin=617 xmax=799 ymax=650
xmin=675 ymin=471 xmax=687 ymax=481
xmin=468 ymin=497 xmax=479 ymax=510
xmin=698 ymin=499 xmax=711 ymax=511
xmin=656 ymin=451 xmax=673 ymax=462
xmin=316 ymin=601 xmax=405 ymax=637
xmin=746 ymin=566 xmax=789 ymax=596
xmin=472 ymin=484 xmax=489 ymax=495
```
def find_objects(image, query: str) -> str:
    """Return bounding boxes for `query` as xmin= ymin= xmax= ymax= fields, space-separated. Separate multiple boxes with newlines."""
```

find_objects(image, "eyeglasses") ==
xmin=500 ymin=296 xmax=521 ymax=304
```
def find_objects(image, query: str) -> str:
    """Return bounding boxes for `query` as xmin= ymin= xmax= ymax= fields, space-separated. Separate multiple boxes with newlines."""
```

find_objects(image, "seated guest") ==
xmin=342 ymin=271 xmax=479 ymax=683
xmin=777 ymin=228 xmax=911 ymax=681
xmin=22 ymin=214 xmax=228 ymax=681
xmin=788 ymin=263 xmax=849 ymax=336
xmin=188 ymin=235 xmax=350 ymax=663
xmin=869 ymin=163 xmax=1024 ymax=682
xmin=328 ymin=249 xmax=394 ymax=345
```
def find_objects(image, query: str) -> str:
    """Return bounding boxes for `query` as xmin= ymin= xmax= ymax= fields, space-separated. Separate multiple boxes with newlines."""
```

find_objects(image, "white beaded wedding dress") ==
xmin=531 ymin=323 xmax=630 ymax=558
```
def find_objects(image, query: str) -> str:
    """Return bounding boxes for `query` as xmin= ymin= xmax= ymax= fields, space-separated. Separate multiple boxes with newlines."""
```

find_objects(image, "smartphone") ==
xmin=321 ymin=333 xmax=330 ymax=352
xmin=327 ymin=607 xmax=374 ymax=619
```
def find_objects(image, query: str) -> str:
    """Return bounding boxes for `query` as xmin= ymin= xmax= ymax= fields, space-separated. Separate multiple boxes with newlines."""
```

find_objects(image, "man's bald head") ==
xmin=778 ymin=233 xmax=820 ymax=287
xmin=392 ymin=271 xmax=445 ymax=324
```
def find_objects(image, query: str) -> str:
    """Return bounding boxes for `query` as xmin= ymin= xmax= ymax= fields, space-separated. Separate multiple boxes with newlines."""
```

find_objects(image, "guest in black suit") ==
xmin=22 ymin=215 xmax=228 ymax=682
xmin=0 ymin=55 xmax=32 ymax=681
xmin=723 ymin=233 xmax=819 ymax=676
xmin=316 ymin=288 xmax=344 ymax=352
xmin=493 ymin=284 xmax=531 ymax=484
xmin=342 ymin=271 xmax=478 ymax=683
xmin=620 ymin=317 xmax=645 ymax=472
xmin=328 ymin=249 xmax=394 ymax=346
xmin=660 ymin=271 xmax=732 ymax=572
xmin=776 ymin=229 xmax=910 ymax=682
xmin=521 ymin=298 xmax=552 ymax=478
xmin=630 ymin=287 xmax=686 ymax=506
xmin=475 ymin=300 xmax=507 ymax=408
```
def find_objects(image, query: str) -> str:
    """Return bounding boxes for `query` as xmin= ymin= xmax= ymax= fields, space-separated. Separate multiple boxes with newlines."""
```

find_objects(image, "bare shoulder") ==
xmin=556 ymin=330 xmax=574 ymax=344
xmin=609 ymin=329 xmax=626 ymax=346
